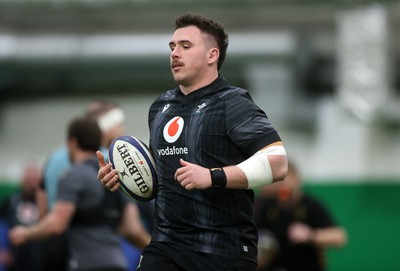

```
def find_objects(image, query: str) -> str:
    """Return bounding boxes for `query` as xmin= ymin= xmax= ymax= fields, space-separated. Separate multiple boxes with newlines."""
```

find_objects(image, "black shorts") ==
xmin=136 ymin=241 xmax=256 ymax=271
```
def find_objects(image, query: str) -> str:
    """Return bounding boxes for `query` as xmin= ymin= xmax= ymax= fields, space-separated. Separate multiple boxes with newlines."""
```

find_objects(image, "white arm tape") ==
xmin=98 ymin=108 xmax=125 ymax=132
xmin=237 ymin=145 xmax=286 ymax=189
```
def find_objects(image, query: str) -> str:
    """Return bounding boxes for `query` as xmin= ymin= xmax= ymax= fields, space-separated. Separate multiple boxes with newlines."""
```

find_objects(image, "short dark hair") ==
xmin=175 ymin=12 xmax=228 ymax=70
xmin=67 ymin=117 xmax=101 ymax=152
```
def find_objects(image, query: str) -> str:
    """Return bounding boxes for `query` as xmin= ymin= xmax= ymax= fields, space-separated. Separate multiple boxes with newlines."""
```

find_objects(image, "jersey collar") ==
xmin=175 ymin=75 xmax=228 ymax=102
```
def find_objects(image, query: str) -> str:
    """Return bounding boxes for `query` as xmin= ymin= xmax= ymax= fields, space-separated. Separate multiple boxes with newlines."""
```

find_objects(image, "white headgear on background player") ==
xmin=98 ymin=108 xmax=125 ymax=132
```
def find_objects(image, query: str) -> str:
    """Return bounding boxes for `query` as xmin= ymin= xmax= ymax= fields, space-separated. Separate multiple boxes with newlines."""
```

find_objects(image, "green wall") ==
xmin=1 ymin=181 xmax=400 ymax=270
xmin=303 ymin=182 xmax=400 ymax=271
xmin=0 ymin=181 xmax=18 ymax=203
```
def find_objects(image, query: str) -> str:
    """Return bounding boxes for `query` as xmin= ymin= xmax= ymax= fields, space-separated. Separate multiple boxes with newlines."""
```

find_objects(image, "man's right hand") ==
xmin=97 ymin=151 xmax=121 ymax=192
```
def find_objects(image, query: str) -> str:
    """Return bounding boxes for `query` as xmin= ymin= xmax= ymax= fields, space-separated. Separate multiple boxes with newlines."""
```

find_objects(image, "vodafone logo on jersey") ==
xmin=158 ymin=116 xmax=188 ymax=156
xmin=163 ymin=116 xmax=184 ymax=143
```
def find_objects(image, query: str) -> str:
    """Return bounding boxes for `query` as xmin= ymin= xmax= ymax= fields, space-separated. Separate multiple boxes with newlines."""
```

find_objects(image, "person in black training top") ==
xmin=97 ymin=12 xmax=288 ymax=271
xmin=255 ymin=161 xmax=347 ymax=271
xmin=0 ymin=163 xmax=43 ymax=271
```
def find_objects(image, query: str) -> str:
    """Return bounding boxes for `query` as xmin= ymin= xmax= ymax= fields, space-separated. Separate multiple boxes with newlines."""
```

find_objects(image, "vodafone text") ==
xmin=157 ymin=146 xmax=188 ymax=156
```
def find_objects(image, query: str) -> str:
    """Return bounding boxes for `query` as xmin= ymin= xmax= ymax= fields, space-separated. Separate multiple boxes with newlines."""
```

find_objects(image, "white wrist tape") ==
xmin=237 ymin=145 xmax=286 ymax=189
xmin=98 ymin=108 xmax=125 ymax=132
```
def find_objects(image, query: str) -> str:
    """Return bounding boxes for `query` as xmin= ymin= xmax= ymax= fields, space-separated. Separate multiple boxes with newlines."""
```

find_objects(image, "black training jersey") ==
xmin=148 ymin=76 xmax=281 ymax=263
xmin=255 ymin=195 xmax=338 ymax=271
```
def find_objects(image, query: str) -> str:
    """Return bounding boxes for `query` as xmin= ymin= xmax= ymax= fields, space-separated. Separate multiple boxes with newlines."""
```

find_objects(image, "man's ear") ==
xmin=208 ymin=48 xmax=219 ymax=65
xmin=67 ymin=137 xmax=77 ymax=150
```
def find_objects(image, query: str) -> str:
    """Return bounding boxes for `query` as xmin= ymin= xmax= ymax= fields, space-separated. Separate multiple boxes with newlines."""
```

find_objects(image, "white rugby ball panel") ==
xmin=109 ymin=135 xmax=156 ymax=201
xmin=131 ymin=137 xmax=157 ymax=180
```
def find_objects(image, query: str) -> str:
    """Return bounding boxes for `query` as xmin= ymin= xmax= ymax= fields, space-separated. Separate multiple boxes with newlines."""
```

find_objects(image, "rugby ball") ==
xmin=109 ymin=135 xmax=157 ymax=201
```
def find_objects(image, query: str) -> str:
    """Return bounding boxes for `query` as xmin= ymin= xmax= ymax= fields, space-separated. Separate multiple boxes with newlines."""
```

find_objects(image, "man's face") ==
xmin=279 ymin=167 xmax=301 ymax=193
xmin=22 ymin=165 xmax=41 ymax=193
xmin=169 ymin=25 xmax=213 ymax=88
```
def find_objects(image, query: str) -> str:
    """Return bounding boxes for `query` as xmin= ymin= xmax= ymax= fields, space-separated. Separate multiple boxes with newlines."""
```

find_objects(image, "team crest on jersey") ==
xmin=195 ymin=102 xmax=208 ymax=114
xmin=163 ymin=116 xmax=184 ymax=143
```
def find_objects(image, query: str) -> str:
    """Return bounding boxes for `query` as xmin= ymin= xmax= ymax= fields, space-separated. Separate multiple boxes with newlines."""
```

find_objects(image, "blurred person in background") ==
xmin=9 ymin=117 xmax=151 ymax=271
xmin=38 ymin=99 xmax=154 ymax=271
xmin=0 ymin=162 xmax=43 ymax=271
xmin=85 ymin=99 xmax=155 ymax=270
xmin=39 ymin=99 xmax=126 ymax=215
xmin=255 ymin=161 xmax=347 ymax=271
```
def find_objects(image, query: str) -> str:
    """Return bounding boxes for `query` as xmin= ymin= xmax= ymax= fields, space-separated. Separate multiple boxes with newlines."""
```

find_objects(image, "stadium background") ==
xmin=1 ymin=0 xmax=400 ymax=270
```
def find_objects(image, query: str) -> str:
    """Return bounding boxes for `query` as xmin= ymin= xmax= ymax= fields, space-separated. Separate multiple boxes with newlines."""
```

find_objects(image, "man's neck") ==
xmin=180 ymin=72 xmax=218 ymax=95
xmin=72 ymin=151 xmax=95 ymax=164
